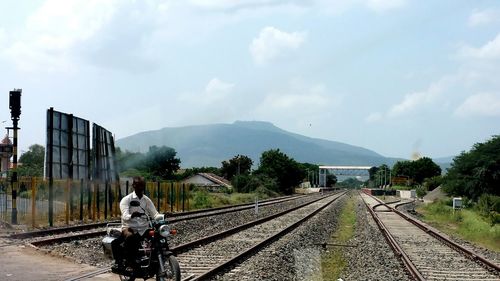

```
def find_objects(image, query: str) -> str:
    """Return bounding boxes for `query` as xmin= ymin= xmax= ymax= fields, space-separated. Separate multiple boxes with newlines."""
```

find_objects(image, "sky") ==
xmin=1 ymin=0 xmax=499 ymax=161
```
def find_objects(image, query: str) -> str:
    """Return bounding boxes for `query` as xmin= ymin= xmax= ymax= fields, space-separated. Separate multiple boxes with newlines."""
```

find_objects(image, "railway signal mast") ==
xmin=9 ymin=89 xmax=21 ymax=224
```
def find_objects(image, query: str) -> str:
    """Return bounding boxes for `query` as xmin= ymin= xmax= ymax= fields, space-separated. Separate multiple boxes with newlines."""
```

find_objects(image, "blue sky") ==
xmin=1 ymin=0 xmax=499 ymax=162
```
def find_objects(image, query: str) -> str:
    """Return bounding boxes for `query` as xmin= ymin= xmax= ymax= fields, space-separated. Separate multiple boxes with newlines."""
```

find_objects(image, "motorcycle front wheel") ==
xmin=156 ymin=255 xmax=181 ymax=281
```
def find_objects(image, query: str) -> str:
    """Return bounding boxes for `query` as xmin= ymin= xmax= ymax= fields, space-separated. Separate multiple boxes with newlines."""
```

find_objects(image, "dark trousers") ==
xmin=111 ymin=228 xmax=141 ymax=267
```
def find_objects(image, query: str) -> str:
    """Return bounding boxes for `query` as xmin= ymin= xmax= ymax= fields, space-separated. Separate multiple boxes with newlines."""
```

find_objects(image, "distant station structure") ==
xmin=0 ymin=134 xmax=13 ymax=178
xmin=319 ymin=165 xmax=373 ymax=187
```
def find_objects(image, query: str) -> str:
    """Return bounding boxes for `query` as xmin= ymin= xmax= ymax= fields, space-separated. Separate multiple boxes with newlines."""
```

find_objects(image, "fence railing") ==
xmin=0 ymin=177 xmax=190 ymax=228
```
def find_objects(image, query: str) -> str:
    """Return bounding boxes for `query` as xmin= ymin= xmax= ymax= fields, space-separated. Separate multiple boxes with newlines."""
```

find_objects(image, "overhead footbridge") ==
xmin=318 ymin=165 xmax=373 ymax=187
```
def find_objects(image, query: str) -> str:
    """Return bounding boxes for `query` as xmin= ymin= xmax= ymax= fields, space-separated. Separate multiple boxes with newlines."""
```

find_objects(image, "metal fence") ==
xmin=0 ymin=178 xmax=190 ymax=228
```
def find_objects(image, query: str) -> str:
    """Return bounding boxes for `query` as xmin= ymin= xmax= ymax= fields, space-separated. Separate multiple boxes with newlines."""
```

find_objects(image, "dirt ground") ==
xmin=0 ymin=228 xmax=117 ymax=281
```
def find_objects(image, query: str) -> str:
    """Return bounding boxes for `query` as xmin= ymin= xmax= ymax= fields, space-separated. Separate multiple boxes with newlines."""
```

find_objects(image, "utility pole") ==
xmin=9 ymin=89 xmax=21 ymax=224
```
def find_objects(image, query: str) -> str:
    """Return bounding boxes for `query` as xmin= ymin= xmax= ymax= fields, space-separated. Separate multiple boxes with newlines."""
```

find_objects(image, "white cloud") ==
xmin=249 ymin=26 xmax=306 ymax=65
xmin=179 ymin=78 xmax=235 ymax=105
xmin=468 ymin=9 xmax=500 ymax=27
xmin=366 ymin=0 xmax=407 ymax=12
xmin=253 ymin=81 xmax=340 ymax=127
xmin=365 ymin=112 xmax=382 ymax=123
xmin=458 ymin=33 xmax=500 ymax=60
xmin=0 ymin=28 xmax=6 ymax=46
xmin=455 ymin=93 xmax=500 ymax=117
xmin=387 ymin=76 xmax=453 ymax=117
xmin=205 ymin=78 xmax=235 ymax=99
xmin=188 ymin=0 xmax=303 ymax=11
xmin=365 ymin=76 xmax=455 ymax=122
xmin=0 ymin=0 xmax=117 ymax=71
xmin=0 ymin=0 xmax=173 ymax=72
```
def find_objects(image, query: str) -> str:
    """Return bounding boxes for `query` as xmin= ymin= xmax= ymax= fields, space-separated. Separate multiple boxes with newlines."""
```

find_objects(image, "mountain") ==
xmin=116 ymin=121 xmax=398 ymax=168
xmin=433 ymin=156 xmax=455 ymax=173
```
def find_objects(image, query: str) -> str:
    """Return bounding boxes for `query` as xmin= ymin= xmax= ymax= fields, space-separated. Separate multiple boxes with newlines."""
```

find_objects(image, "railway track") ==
xmin=173 ymin=191 xmax=346 ymax=280
xmin=12 ymin=194 xmax=311 ymax=247
xmin=361 ymin=192 xmax=500 ymax=281
xmin=10 ymin=194 xmax=306 ymax=240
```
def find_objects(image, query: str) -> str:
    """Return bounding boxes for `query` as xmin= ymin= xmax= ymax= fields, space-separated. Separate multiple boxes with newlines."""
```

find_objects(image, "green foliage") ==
xmin=255 ymin=149 xmax=305 ymax=195
xmin=18 ymin=144 xmax=45 ymax=177
xmin=178 ymin=166 xmax=221 ymax=180
xmin=115 ymin=147 xmax=146 ymax=173
xmin=143 ymin=146 xmax=181 ymax=180
xmin=413 ymin=157 xmax=442 ymax=184
xmin=392 ymin=161 xmax=414 ymax=180
xmin=368 ymin=166 xmax=379 ymax=181
xmin=220 ymin=155 xmax=253 ymax=180
xmin=477 ymin=194 xmax=500 ymax=225
xmin=300 ymin=162 xmax=319 ymax=181
xmin=116 ymin=146 xmax=181 ymax=180
xmin=423 ymin=175 xmax=442 ymax=191
xmin=367 ymin=164 xmax=390 ymax=188
xmin=443 ymin=135 xmax=500 ymax=200
xmin=192 ymin=189 xmax=212 ymax=209
xmin=337 ymin=178 xmax=364 ymax=189
xmin=392 ymin=157 xmax=441 ymax=185
xmin=419 ymin=200 xmax=500 ymax=251
xmin=325 ymin=174 xmax=337 ymax=187
xmin=415 ymin=185 xmax=427 ymax=198
xmin=232 ymin=174 xmax=278 ymax=194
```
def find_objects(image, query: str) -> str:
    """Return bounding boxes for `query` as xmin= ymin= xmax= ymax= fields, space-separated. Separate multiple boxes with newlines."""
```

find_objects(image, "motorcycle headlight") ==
xmin=159 ymin=225 xmax=170 ymax=238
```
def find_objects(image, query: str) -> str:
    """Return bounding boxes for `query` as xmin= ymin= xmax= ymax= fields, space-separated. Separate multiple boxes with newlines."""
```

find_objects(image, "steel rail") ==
xmin=365 ymin=192 xmax=500 ymax=274
xmin=11 ymin=194 xmax=307 ymax=239
xmin=168 ymin=194 xmax=310 ymax=224
xmin=171 ymin=191 xmax=341 ymax=254
xmin=166 ymin=194 xmax=304 ymax=217
xmin=190 ymin=191 xmax=347 ymax=280
xmin=360 ymin=192 xmax=424 ymax=281
xmin=28 ymin=192 xmax=335 ymax=247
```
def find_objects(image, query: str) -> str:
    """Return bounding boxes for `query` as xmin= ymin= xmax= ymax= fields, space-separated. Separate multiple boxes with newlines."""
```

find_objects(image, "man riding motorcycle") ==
xmin=112 ymin=176 xmax=164 ymax=271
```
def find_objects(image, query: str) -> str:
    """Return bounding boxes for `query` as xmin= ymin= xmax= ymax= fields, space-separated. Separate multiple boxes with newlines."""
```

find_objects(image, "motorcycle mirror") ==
xmin=130 ymin=200 xmax=140 ymax=207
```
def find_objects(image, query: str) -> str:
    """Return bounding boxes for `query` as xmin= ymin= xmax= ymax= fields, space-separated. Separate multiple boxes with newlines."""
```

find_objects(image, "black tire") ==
xmin=156 ymin=255 xmax=181 ymax=281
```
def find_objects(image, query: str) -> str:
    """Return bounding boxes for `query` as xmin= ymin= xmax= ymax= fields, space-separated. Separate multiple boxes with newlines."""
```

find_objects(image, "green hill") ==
xmin=116 ymin=121 xmax=397 ymax=168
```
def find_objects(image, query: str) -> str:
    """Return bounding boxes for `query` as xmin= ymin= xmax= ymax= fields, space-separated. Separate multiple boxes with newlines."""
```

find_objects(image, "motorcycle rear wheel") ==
xmin=156 ymin=255 xmax=181 ymax=281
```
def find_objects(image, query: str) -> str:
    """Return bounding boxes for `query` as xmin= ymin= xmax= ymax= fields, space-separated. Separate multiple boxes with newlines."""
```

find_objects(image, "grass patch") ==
xmin=417 ymin=200 xmax=500 ymax=252
xmin=313 ymin=195 xmax=356 ymax=280
xmin=189 ymin=190 xmax=270 ymax=209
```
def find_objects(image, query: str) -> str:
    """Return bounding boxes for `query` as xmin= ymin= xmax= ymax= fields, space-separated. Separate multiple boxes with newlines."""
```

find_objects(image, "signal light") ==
xmin=9 ymin=89 xmax=22 ymax=119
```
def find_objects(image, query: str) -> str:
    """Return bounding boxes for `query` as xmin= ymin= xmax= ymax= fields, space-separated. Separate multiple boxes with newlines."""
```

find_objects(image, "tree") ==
xmin=300 ymin=162 xmax=319 ymax=184
xmin=142 ymin=146 xmax=181 ymax=180
xmin=392 ymin=161 xmax=414 ymax=179
xmin=391 ymin=157 xmax=441 ymax=185
xmin=443 ymin=136 xmax=500 ymax=200
xmin=220 ymin=155 xmax=253 ymax=180
xmin=115 ymin=147 xmax=146 ymax=173
xmin=255 ymin=149 xmax=305 ymax=195
xmin=178 ymin=166 xmax=221 ymax=180
xmin=337 ymin=178 xmax=364 ymax=189
xmin=326 ymin=174 xmax=337 ymax=187
xmin=18 ymin=144 xmax=45 ymax=177
xmin=412 ymin=157 xmax=441 ymax=184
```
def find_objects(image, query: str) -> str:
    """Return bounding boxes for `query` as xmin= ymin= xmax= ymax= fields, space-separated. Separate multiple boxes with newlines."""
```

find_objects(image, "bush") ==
xmin=192 ymin=190 xmax=212 ymax=209
xmin=232 ymin=174 xmax=279 ymax=194
xmin=423 ymin=176 xmax=442 ymax=191
xmin=416 ymin=185 xmax=427 ymax=198
xmin=477 ymin=194 xmax=500 ymax=225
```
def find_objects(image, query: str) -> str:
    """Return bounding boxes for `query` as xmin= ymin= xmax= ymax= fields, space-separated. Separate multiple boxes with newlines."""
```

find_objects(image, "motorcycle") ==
xmin=102 ymin=201 xmax=181 ymax=281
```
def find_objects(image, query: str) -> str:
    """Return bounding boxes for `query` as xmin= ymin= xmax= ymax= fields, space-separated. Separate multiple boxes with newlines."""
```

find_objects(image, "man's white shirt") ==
xmin=120 ymin=191 xmax=164 ymax=235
